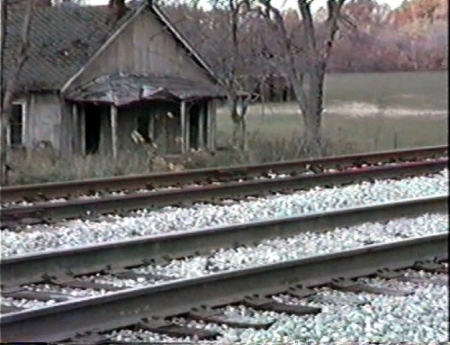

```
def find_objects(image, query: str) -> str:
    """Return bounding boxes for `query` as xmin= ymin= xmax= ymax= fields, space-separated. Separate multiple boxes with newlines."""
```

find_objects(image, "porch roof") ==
xmin=65 ymin=74 xmax=227 ymax=106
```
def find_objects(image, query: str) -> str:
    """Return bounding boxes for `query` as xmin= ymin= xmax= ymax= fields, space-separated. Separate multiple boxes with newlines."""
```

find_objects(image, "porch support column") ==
xmin=185 ymin=104 xmax=190 ymax=153
xmin=80 ymin=105 xmax=86 ymax=155
xmin=111 ymin=104 xmax=118 ymax=158
xmin=71 ymin=103 xmax=78 ymax=154
xmin=198 ymin=103 xmax=205 ymax=149
xmin=207 ymin=100 xmax=216 ymax=151
xmin=180 ymin=101 xmax=187 ymax=154
xmin=149 ymin=114 xmax=155 ymax=144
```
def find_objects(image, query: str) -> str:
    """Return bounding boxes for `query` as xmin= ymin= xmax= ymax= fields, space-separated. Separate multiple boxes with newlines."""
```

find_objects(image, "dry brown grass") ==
xmin=6 ymin=147 xmax=171 ymax=185
xmin=183 ymin=132 xmax=357 ymax=169
xmin=5 ymin=132 xmax=356 ymax=186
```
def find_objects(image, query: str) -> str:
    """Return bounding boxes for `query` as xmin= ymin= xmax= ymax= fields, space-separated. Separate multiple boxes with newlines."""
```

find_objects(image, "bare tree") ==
xmin=0 ymin=0 xmax=34 ymax=185
xmin=164 ymin=0 xmax=264 ymax=150
xmin=222 ymin=0 xmax=258 ymax=150
xmin=253 ymin=0 xmax=352 ymax=155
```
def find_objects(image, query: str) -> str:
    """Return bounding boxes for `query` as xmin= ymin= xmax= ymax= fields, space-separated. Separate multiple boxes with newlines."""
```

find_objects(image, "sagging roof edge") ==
xmin=66 ymin=95 xmax=226 ymax=107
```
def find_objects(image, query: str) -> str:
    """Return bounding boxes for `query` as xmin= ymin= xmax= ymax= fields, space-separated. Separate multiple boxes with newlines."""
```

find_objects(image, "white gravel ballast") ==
xmin=3 ymin=214 xmax=447 ymax=310
xmin=1 ymin=169 xmax=448 ymax=257
xmin=100 ymin=214 xmax=447 ymax=286
xmin=109 ymin=276 xmax=448 ymax=343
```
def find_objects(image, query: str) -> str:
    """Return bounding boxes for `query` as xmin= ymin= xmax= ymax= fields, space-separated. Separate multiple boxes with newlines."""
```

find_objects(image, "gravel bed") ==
xmin=2 ymin=170 xmax=448 ymax=257
xmin=130 ymin=214 xmax=447 ymax=281
xmin=1 ymin=297 xmax=55 ymax=309
xmin=0 ymin=284 xmax=110 ymax=311
xmin=22 ymin=283 xmax=110 ymax=298
xmin=107 ymin=275 xmax=448 ymax=343
xmin=84 ymin=213 xmax=446 ymax=290
xmin=5 ymin=214 xmax=446 ymax=311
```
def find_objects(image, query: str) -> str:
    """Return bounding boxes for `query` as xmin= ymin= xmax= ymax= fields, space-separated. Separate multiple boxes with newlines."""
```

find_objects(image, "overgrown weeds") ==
xmin=7 ymin=147 xmax=154 ymax=185
xmin=6 ymin=132 xmax=358 ymax=186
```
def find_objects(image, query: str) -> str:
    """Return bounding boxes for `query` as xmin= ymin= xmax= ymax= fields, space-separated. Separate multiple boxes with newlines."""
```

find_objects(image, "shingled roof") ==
xmin=4 ymin=5 xmax=133 ymax=91
xmin=3 ymin=2 xmax=218 ymax=92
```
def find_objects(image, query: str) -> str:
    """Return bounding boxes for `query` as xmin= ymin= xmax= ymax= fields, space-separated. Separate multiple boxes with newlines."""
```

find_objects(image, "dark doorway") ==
xmin=189 ymin=102 xmax=202 ymax=150
xmin=84 ymin=104 xmax=101 ymax=154
xmin=282 ymin=88 xmax=288 ymax=102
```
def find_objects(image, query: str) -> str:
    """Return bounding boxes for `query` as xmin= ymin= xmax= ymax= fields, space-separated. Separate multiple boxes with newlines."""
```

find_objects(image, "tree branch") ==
xmin=3 ymin=0 xmax=34 ymax=110
xmin=321 ymin=0 xmax=344 ymax=66
xmin=297 ymin=0 xmax=318 ymax=60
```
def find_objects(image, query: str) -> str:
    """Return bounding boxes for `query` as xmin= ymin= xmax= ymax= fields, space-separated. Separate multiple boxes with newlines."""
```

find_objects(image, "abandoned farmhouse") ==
xmin=4 ymin=1 xmax=226 ymax=156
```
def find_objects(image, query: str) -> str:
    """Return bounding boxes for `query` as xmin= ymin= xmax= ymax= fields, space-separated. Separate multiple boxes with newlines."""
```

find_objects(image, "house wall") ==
xmin=70 ymin=10 xmax=215 ymax=90
xmin=26 ymin=93 xmax=62 ymax=151
xmin=59 ymin=101 xmax=75 ymax=154
xmin=62 ymin=9 xmax=220 ymax=156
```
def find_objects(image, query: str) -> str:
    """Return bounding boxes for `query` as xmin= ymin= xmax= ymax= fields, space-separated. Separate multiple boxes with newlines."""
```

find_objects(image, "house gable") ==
xmin=66 ymin=7 xmax=216 ymax=91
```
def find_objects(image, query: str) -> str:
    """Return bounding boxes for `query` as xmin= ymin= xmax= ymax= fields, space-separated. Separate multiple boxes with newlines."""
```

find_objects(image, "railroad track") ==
xmin=1 ymin=195 xmax=447 ymax=289
xmin=1 ymin=155 xmax=448 ymax=228
xmin=0 ymin=195 xmax=447 ymax=342
xmin=1 ymin=233 xmax=447 ymax=342
xmin=1 ymin=145 xmax=447 ymax=204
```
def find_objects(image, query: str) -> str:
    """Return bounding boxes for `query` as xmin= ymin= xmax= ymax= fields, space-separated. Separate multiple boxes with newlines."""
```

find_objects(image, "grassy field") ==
xmin=6 ymin=71 xmax=448 ymax=185
xmin=217 ymin=71 xmax=448 ymax=152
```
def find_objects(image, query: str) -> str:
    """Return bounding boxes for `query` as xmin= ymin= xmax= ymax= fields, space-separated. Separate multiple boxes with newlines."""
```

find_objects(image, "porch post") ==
xmin=80 ymin=105 xmax=86 ymax=155
xmin=185 ymin=104 xmax=190 ymax=153
xmin=198 ymin=102 xmax=205 ymax=149
xmin=180 ymin=101 xmax=187 ymax=154
xmin=148 ymin=114 xmax=154 ymax=143
xmin=207 ymin=100 xmax=216 ymax=151
xmin=71 ymin=104 xmax=78 ymax=154
xmin=111 ymin=104 xmax=118 ymax=158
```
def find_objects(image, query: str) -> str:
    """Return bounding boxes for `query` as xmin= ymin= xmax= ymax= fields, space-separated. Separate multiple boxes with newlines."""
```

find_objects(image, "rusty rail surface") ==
xmin=0 ymin=233 xmax=446 ymax=342
xmin=0 ymin=159 xmax=447 ymax=228
xmin=1 ymin=145 xmax=447 ymax=203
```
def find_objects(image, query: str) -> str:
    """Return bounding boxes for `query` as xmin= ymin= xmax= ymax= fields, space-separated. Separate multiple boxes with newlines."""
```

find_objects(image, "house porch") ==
xmin=66 ymin=74 xmax=224 ymax=156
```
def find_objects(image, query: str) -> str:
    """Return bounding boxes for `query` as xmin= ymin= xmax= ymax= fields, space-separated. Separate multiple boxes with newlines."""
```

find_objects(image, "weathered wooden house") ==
xmin=4 ymin=1 xmax=226 ymax=156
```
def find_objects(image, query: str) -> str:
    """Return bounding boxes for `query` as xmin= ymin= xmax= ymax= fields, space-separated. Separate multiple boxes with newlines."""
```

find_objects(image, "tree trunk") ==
xmin=303 ymin=69 xmax=325 ymax=156
xmin=230 ymin=92 xmax=249 ymax=150
xmin=230 ymin=95 xmax=240 ymax=147
xmin=0 ymin=0 xmax=34 ymax=185
xmin=232 ymin=115 xmax=247 ymax=150
xmin=241 ymin=117 xmax=247 ymax=150
xmin=0 ymin=89 xmax=14 ymax=186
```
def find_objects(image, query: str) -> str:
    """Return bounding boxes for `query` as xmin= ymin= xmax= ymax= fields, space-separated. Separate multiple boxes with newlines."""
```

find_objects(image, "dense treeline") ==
xmin=163 ymin=0 xmax=448 ymax=74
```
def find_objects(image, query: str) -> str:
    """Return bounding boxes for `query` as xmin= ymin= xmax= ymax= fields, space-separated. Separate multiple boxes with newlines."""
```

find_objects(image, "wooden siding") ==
xmin=59 ymin=101 xmax=73 ymax=154
xmin=70 ymin=11 xmax=214 ymax=90
xmin=27 ymin=93 xmax=62 ymax=150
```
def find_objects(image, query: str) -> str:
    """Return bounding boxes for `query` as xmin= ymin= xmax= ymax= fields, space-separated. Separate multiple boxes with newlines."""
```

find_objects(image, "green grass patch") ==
xmin=217 ymin=71 xmax=448 ymax=152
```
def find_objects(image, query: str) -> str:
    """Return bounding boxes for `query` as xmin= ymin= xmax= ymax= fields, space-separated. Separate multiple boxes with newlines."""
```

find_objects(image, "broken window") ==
xmin=10 ymin=103 xmax=25 ymax=146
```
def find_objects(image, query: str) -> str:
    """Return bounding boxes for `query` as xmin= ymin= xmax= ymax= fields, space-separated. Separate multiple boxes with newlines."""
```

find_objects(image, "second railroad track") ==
xmin=0 ymin=145 xmax=448 ymax=228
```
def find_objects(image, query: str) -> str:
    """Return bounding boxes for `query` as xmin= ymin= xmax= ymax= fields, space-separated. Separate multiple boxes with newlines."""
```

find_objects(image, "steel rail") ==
xmin=1 ymin=195 xmax=447 ymax=289
xmin=0 ymin=145 xmax=447 ymax=203
xmin=0 ymin=159 xmax=447 ymax=227
xmin=0 ymin=233 xmax=447 ymax=342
